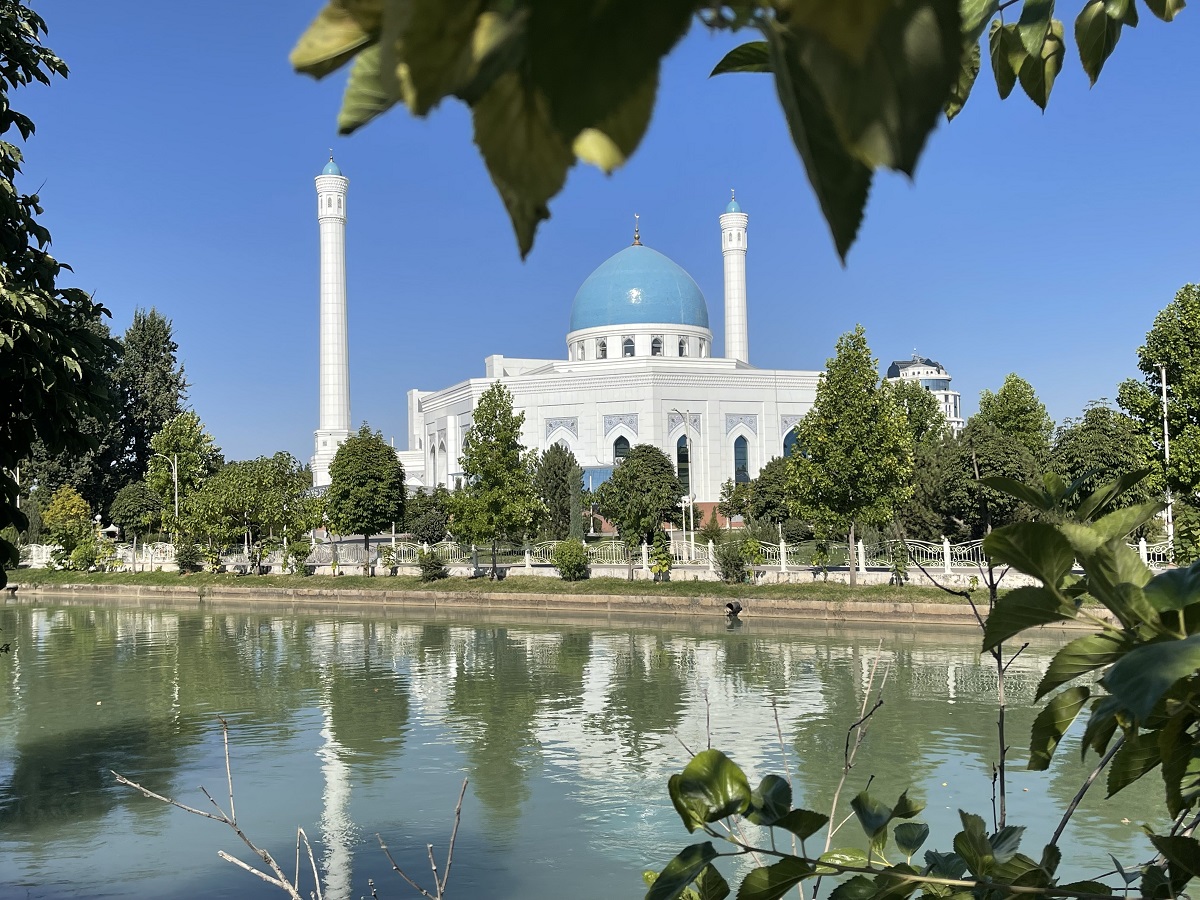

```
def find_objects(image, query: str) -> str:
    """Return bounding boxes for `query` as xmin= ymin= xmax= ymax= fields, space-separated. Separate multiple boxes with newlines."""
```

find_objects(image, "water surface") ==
xmin=0 ymin=599 xmax=1164 ymax=898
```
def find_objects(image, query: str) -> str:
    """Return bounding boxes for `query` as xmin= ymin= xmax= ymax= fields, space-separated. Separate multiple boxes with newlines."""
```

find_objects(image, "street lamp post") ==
xmin=1159 ymin=364 xmax=1175 ymax=559
xmin=153 ymin=452 xmax=179 ymax=537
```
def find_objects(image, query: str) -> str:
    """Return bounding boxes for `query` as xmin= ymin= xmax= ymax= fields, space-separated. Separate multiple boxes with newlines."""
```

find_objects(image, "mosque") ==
xmin=310 ymin=158 xmax=817 ymax=510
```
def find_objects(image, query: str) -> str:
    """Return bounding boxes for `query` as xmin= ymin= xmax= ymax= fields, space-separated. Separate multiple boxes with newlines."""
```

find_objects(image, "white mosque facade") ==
xmin=396 ymin=199 xmax=823 ymax=510
xmin=309 ymin=160 xmax=822 ymax=508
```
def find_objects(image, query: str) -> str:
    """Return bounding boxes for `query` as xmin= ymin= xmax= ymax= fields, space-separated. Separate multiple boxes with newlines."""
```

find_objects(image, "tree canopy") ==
xmin=1052 ymin=401 xmax=1158 ymax=504
xmin=534 ymin=443 xmax=582 ymax=541
xmin=0 ymin=1 xmax=117 ymax=587
xmin=109 ymin=481 xmax=162 ymax=542
xmin=787 ymin=326 xmax=912 ymax=581
xmin=326 ymin=424 xmax=406 ymax=574
xmin=595 ymin=444 xmax=683 ymax=550
xmin=974 ymin=373 xmax=1053 ymax=465
xmin=291 ymin=0 xmax=1182 ymax=260
xmin=115 ymin=308 xmax=187 ymax=481
xmin=449 ymin=383 xmax=541 ymax=573
xmin=148 ymin=411 xmax=224 ymax=535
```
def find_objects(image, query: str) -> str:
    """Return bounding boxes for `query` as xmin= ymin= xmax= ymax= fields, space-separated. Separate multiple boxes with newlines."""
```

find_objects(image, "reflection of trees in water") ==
xmin=596 ymin=635 xmax=686 ymax=765
xmin=719 ymin=634 xmax=804 ymax=697
xmin=324 ymin=657 xmax=409 ymax=770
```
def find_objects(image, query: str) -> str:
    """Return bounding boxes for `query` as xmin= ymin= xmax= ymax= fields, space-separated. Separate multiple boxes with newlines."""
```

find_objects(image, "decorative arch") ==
xmin=613 ymin=435 xmax=631 ymax=464
xmin=733 ymin=435 xmax=750 ymax=484
xmin=783 ymin=429 xmax=799 ymax=458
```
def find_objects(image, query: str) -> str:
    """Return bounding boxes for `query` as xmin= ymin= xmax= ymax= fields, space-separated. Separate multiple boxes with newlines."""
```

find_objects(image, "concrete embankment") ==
xmin=5 ymin=580 xmax=1077 ymax=629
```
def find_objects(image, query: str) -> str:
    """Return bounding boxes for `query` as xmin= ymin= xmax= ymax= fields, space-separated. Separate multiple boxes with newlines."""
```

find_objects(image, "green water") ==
xmin=0 ymin=598 xmax=1165 ymax=899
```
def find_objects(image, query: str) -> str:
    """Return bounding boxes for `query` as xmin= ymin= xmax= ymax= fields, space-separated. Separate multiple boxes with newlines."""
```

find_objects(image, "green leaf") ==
xmin=291 ymin=0 xmax=381 ymax=79
xmin=573 ymin=73 xmax=658 ymax=174
xmin=872 ymin=865 xmax=922 ymax=900
xmin=668 ymin=749 xmax=752 ymax=833
xmin=1072 ymin=541 xmax=1156 ymax=631
xmin=747 ymin=775 xmax=793 ymax=826
xmin=1029 ymin=686 xmax=1090 ymax=770
xmin=1037 ymin=632 xmax=1128 ymax=698
xmin=710 ymin=42 xmax=771 ymax=76
xmin=783 ymin=0 xmax=963 ymax=174
xmin=962 ymin=0 xmax=1001 ymax=40
xmin=945 ymin=39 xmax=981 ymax=120
xmin=1145 ymin=561 xmax=1200 ymax=612
xmin=895 ymin=822 xmax=930 ymax=857
xmin=1058 ymin=881 xmax=1113 ymax=896
xmin=891 ymin=791 xmax=925 ymax=819
xmin=1105 ymin=0 xmax=1141 ymax=24
xmin=1142 ymin=0 xmax=1185 ymax=20
xmin=982 ymin=585 xmax=1074 ymax=651
xmin=762 ymin=21 xmax=873 ymax=261
xmin=993 ymin=852 xmax=1046 ymax=886
xmin=829 ymin=875 xmax=877 ymax=900
xmin=819 ymin=848 xmax=872 ymax=871
xmin=990 ymin=825 xmax=1025 ymax=863
xmin=1040 ymin=843 xmax=1062 ymax=876
xmin=1103 ymin=635 xmax=1200 ymax=724
xmin=1074 ymin=469 xmax=1153 ymax=521
xmin=851 ymin=790 xmax=892 ymax=838
xmin=695 ymin=865 xmax=731 ymax=900
xmin=470 ymin=69 xmax=573 ymax=258
xmin=1018 ymin=0 xmax=1055 ymax=55
xmin=782 ymin=0 xmax=893 ymax=62
xmin=774 ymin=808 xmax=829 ymax=841
xmin=736 ymin=857 xmax=814 ymax=900
xmin=1017 ymin=18 xmax=1064 ymax=109
xmin=983 ymin=522 xmax=1075 ymax=586
xmin=953 ymin=811 xmax=995 ymax=878
xmin=337 ymin=42 xmax=402 ymax=134
xmin=988 ymin=20 xmax=1021 ymax=99
xmin=924 ymin=850 xmax=968 ymax=879
xmin=1075 ymin=0 xmax=1122 ymax=85
xmin=647 ymin=842 xmax=719 ymax=900
xmin=1107 ymin=729 xmax=1162 ymax=795
xmin=1159 ymin=712 xmax=1200 ymax=817
xmin=1091 ymin=501 xmax=1166 ymax=543
xmin=1148 ymin=833 xmax=1200 ymax=879
xmin=1081 ymin=694 xmax=1122 ymax=758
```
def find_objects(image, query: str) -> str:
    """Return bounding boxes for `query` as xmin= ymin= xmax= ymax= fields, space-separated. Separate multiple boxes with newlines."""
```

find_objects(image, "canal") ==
xmin=0 ymin=598 xmax=1164 ymax=898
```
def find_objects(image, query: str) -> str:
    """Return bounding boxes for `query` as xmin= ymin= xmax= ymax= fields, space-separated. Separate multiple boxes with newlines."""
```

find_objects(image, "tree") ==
xmin=448 ymin=383 xmax=541 ymax=576
xmin=148 ymin=412 xmax=224 ymax=535
xmin=717 ymin=479 xmax=750 ymax=524
xmin=595 ymin=444 xmax=683 ymax=577
xmin=895 ymin=431 xmax=958 ymax=541
xmin=1052 ymin=401 xmax=1158 ymax=504
xmin=942 ymin=420 xmax=1040 ymax=539
xmin=533 ymin=443 xmax=582 ymax=540
xmin=109 ymin=481 xmax=162 ymax=542
xmin=41 ymin=485 xmax=92 ymax=553
xmin=889 ymin=378 xmax=946 ymax=446
xmin=115 ymin=308 xmax=187 ymax=479
xmin=745 ymin=456 xmax=791 ymax=526
xmin=326 ymin=424 xmax=406 ymax=575
xmin=406 ymin=485 xmax=451 ymax=544
xmin=291 ymin=2 xmax=1180 ymax=260
xmin=1119 ymin=284 xmax=1200 ymax=502
xmin=787 ymin=326 xmax=911 ymax=585
xmin=975 ymin=373 xmax=1053 ymax=465
xmin=0 ymin=2 xmax=118 ymax=588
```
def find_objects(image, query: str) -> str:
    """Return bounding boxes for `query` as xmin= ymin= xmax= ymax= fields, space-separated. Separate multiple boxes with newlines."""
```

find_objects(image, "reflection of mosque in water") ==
xmin=2 ymin=606 xmax=1138 ymax=900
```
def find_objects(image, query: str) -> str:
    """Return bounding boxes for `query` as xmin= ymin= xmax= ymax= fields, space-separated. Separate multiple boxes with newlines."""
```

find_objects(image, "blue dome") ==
xmin=569 ymin=244 xmax=709 ymax=332
xmin=322 ymin=157 xmax=342 ymax=176
xmin=725 ymin=197 xmax=742 ymax=213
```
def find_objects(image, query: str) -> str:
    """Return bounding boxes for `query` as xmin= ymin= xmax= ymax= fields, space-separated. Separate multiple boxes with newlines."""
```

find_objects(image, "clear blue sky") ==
xmin=18 ymin=3 xmax=1199 ymax=463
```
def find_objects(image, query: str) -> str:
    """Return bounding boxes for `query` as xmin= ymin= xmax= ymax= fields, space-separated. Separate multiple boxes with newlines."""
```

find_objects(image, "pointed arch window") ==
xmin=678 ymin=337 xmax=688 ymax=357
xmin=734 ymin=436 xmax=749 ymax=484
xmin=677 ymin=434 xmax=690 ymax=496
xmin=699 ymin=339 xmax=709 ymax=358
xmin=597 ymin=338 xmax=607 ymax=359
xmin=783 ymin=429 xmax=799 ymax=458
xmin=614 ymin=436 xmax=630 ymax=463
xmin=651 ymin=335 xmax=663 ymax=356
xmin=622 ymin=337 xmax=635 ymax=357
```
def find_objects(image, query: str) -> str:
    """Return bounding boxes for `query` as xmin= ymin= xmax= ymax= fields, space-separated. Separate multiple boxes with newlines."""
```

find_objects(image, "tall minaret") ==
xmin=312 ymin=154 xmax=351 ymax=487
xmin=720 ymin=190 xmax=749 ymax=364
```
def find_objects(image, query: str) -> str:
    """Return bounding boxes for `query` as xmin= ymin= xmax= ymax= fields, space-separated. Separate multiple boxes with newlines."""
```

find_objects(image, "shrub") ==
xmin=698 ymin=508 xmax=726 ymax=546
xmin=417 ymin=548 xmax=449 ymax=582
xmin=650 ymin=530 xmax=672 ymax=581
xmin=174 ymin=539 xmax=202 ymax=574
xmin=285 ymin=541 xmax=313 ymax=575
xmin=411 ymin=508 xmax=449 ymax=545
xmin=781 ymin=517 xmax=811 ymax=544
xmin=715 ymin=541 xmax=749 ymax=584
xmin=552 ymin=538 xmax=589 ymax=581
xmin=67 ymin=536 xmax=99 ymax=571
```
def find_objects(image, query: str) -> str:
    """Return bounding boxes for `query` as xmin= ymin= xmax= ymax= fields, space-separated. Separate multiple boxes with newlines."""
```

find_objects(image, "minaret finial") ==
xmin=632 ymin=213 xmax=641 ymax=246
xmin=731 ymin=188 xmax=735 ymax=200
xmin=329 ymin=149 xmax=334 ymax=161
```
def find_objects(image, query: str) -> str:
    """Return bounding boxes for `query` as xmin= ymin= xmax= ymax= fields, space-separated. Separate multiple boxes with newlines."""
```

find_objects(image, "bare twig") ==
xmin=297 ymin=828 xmax=323 ymax=900
xmin=1049 ymin=737 xmax=1124 ymax=847
xmin=377 ymin=777 xmax=470 ymax=899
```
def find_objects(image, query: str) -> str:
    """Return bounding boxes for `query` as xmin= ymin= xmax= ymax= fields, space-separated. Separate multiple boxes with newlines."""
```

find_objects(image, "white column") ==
xmin=313 ymin=157 xmax=351 ymax=486
xmin=720 ymin=193 xmax=749 ymax=364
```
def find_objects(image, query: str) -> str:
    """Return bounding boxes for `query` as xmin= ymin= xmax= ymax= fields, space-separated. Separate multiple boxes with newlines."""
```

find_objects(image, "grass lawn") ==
xmin=9 ymin=567 xmax=980 ymax=605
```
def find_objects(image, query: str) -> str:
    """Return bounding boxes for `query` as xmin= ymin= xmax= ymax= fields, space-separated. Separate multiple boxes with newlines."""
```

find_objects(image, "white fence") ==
xmin=17 ymin=534 xmax=1176 ymax=575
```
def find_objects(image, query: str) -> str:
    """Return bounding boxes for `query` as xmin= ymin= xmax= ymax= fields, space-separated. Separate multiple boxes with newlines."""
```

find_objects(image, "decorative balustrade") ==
xmin=13 ymin=535 xmax=1182 ymax=575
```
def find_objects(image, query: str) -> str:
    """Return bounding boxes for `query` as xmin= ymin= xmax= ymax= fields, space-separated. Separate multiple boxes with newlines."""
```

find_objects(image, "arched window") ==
xmin=597 ymin=338 xmax=607 ymax=359
xmin=699 ymin=339 xmax=709 ymax=358
xmin=614 ymin=436 xmax=630 ymax=463
xmin=676 ymin=435 xmax=690 ymax=496
xmin=678 ymin=337 xmax=688 ymax=357
xmin=783 ymin=429 xmax=798 ymax=458
xmin=622 ymin=337 xmax=635 ymax=357
xmin=575 ymin=341 xmax=585 ymax=360
xmin=327 ymin=196 xmax=333 ymax=207
xmin=734 ymin=436 xmax=749 ymax=483
xmin=651 ymin=335 xmax=663 ymax=356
